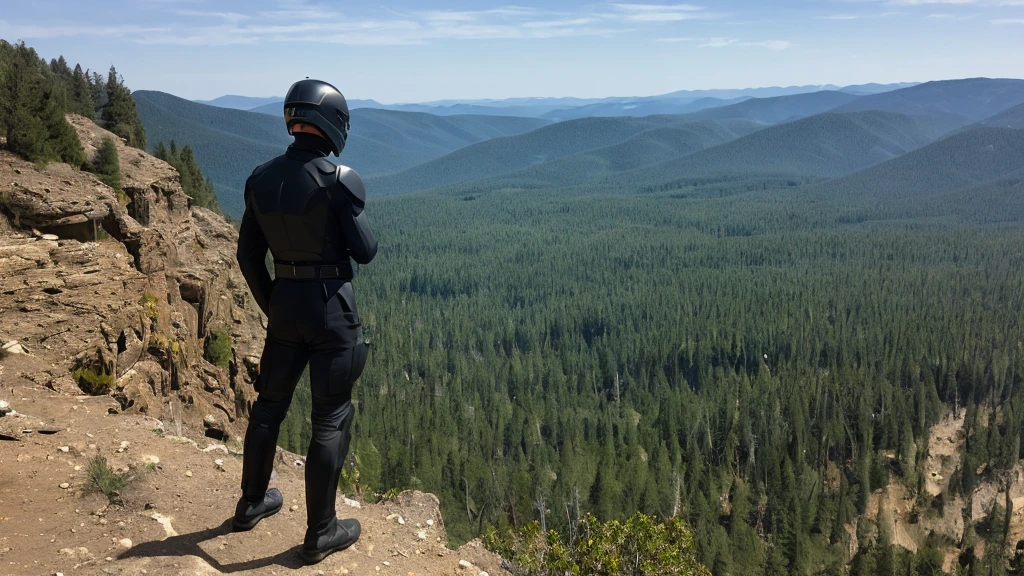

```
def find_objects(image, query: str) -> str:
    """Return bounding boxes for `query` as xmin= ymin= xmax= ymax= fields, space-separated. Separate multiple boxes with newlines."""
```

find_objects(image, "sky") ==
xmin=1 ymin=0 xmax=1023 ymax=103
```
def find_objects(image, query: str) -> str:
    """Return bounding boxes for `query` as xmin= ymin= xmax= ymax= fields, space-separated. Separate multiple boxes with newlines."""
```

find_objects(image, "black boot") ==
xmin=232 ymin=488 xmax=283 ymax=532
xmin=299 ymin=518 xmax=361 ymax=564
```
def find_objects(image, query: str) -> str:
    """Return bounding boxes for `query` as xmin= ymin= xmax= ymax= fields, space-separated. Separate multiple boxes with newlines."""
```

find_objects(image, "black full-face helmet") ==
xmin=283 ymin=79 xmax=350 ymax=156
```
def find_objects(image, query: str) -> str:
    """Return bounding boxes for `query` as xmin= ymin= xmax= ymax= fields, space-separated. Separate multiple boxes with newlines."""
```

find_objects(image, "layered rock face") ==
xmin=0 ymin=115 xmax=265 ymax=439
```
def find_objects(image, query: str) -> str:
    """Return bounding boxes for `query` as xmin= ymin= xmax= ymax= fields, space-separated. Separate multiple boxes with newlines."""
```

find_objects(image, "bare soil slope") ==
xmin=0 ymin=372 xmax=506 ymax=575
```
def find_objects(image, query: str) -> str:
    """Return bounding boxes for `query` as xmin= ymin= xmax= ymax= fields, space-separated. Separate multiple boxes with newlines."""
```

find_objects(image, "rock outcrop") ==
xmin=0 ymin=115 xmax=265 ymax=440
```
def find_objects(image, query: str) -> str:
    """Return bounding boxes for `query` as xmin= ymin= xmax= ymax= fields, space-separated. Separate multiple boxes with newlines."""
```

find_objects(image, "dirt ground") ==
xmin=0 ymin=371 xmax=508 ymax=576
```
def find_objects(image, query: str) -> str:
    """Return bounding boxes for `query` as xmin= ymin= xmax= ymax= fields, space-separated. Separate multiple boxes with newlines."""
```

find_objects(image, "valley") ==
xmin=3 ymin=31 xmax=1024 ymax=573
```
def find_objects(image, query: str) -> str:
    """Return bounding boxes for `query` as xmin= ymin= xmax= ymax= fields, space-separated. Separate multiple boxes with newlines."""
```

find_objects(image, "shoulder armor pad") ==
xmin=336 ymin=165 xmax=366 ymax=208
xmin=309 ymin=157 xmax=337 ymax=177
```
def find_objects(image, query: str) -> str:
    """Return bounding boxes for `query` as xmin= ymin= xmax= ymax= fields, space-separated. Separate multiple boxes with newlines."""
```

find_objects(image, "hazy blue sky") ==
xmin=1 ymin=0 xmax=1023 ymax=103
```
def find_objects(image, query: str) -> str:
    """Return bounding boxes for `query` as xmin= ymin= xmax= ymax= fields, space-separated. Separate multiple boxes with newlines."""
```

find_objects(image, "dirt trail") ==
xmin=0 ymin=373 xmax=506 ymax=576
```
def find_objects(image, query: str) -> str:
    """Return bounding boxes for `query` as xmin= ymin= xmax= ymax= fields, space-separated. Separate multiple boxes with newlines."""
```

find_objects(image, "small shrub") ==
xmin=148 ymin=333 xmax=181 ymax=359
xmin=140 ymin=292 xmax=158 ymax=320
xmin=73 ymin=367 xmax=113 ymax=395
xmin=204 ymin=327 xmax=233 ymax=369
xmin=86 ymin=454 xmax=136 ymax=505
xmin=485 ymin=513 xmax=712 ymax=576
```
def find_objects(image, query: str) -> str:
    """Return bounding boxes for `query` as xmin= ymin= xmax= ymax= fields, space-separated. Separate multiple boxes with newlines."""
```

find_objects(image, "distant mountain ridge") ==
xmin=148 ymin=78 xmax=1024 ymax=213
xmin=598 ymin=110 xmax=963 ymax=190
xmin=833 ymin=78 xmax=1024 ymax=122
xmin=366 ymin=115 xmax=702 ymax=196
xmin=223 ymin=82 xmax=919 ymax=120
xmin=196 ymin=94 xmax=381 ymax=111
xmin=135 ymin=90 xmax=549 ymax=216
xmin=432 ymin=119 xmax=767 ymax=192
xmin=194 ymin=95 xmax=283 ymax=110
xmin=686 ymin=90 xmax=862 ymax=125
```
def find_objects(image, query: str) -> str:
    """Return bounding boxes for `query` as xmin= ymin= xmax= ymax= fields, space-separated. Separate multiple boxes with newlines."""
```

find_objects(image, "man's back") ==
xmin=236 ymin=132 xmax=377 ymax=318
xmin=233 ymin=79 xmax=376 ymax=565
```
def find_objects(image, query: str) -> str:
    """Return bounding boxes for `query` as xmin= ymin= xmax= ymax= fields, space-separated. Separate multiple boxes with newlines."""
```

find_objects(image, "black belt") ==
xmin=274 ymin=262 xmax=348 ymax=280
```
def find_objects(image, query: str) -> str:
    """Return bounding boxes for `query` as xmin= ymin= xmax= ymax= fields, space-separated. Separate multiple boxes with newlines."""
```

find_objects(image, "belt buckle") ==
xmin=291 ymin=265 xmax=297 ymax=278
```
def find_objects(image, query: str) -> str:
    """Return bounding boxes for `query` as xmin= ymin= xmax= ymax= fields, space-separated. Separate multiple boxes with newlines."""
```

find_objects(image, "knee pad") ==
xmin=250 ymin=396 xmax=291 ymax=427
xmin=310 ymin=401 xmax=353 ymax=443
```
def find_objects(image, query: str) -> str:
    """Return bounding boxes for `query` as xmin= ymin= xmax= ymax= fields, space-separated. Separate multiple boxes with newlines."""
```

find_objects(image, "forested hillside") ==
xmin=0 ymin=40 xmax=223 ymax=214
xmin=0 ymin=40 xmax=146 ymax=165
xmin=809 ymin=127 xmax=1024 ymax=203
xmin=275 ymin=143 xmax=1024 ymax=573
xmin=441 ymin=120 xmax=763 ymax=191
xmin=607 ymin=110 xmax=959 ymax=189
xmin=366 ymin=114 xmax=749 ymax=196
xmin=977 ymin=103 xmax=1024 ymax=129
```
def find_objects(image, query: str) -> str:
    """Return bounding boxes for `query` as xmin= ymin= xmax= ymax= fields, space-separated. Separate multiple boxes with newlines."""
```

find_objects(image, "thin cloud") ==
xmin=889 ymin=0 xmax=977 ymax=4
xmin=698 ymin=37 xmax=792 ymax=50
xmin=606 ymin=3 xmax=723 ymax=22
xmin=697 ymin=37 xmax=735 ymax=47
xmin=746 ymin=40 xmax=793 ymax=49
xmin=175 ymin=10 xmax=250 ymax=23
xmin=0 ymin=20 xmax=170 ymax=40
xmin=819 ymin=11 xmax=902 ymax=19
xmin=654 ymin=37 xmax=696 ymax=42
xmin=0 ymin=3 xmax=635 ymax=46
xmin=992 ymin=17 xmax=1024 ymax=22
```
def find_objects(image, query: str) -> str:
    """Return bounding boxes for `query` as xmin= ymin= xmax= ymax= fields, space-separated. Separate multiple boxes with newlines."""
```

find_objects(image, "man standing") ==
xmin=234 ymin=79 xmax=378 ymax=564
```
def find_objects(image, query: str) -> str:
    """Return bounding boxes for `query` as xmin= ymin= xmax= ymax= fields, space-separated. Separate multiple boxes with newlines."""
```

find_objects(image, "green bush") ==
xmin=86 ymin=454 xmax=136 ymax=505
xmin=73 ymin=367 xmax=113 ymax=395
xmin=204 ymin=327 xmax=233 ymax=369
xmin=140 ymin=292 xmax=158 ymax=320
xmin=485 ymin=513 xmax=712 ymax=576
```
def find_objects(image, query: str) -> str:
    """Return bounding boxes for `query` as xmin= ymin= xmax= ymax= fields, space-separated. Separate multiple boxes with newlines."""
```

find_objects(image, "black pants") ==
xmin=240 ymin=279 xmax=369 ymax=543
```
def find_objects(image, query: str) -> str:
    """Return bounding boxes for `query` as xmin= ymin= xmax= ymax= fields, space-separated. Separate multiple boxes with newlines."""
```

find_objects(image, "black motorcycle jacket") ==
xmin=236 ymin=133 xmax=378 ymax=316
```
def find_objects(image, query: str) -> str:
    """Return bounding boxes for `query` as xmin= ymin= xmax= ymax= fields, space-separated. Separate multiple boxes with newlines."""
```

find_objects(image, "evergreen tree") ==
xmin=70 ymin=64 xmax=94 ymax=118
xmin=90 ymin=70 xmax=107 ymax=112
xmin=0 ymin=41 xmax=84 ymax=166
xmin=93 ymin=136 xmax=121 ymax=192
xmin=151 ymin=140 xmax=220 ymax=213
xmin=101 ymin=65 xmax=146 ymax=148
xmin=49 ymin=56 xmax=71 ymax=80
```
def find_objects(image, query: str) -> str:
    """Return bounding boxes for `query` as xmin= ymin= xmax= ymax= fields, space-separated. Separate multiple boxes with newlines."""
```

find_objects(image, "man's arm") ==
xmin=336 ymin=166 xmax=378 ymax=265
xmin=236 ymin=184 xmax=273 ymax=316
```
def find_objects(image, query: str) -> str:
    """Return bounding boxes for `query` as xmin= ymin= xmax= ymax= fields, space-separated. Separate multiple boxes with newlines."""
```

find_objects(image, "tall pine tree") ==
xmin=101 ymin=65 xmax=146 ymax=149
xmin=0 ymin=41 xmax=84 ymax=166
